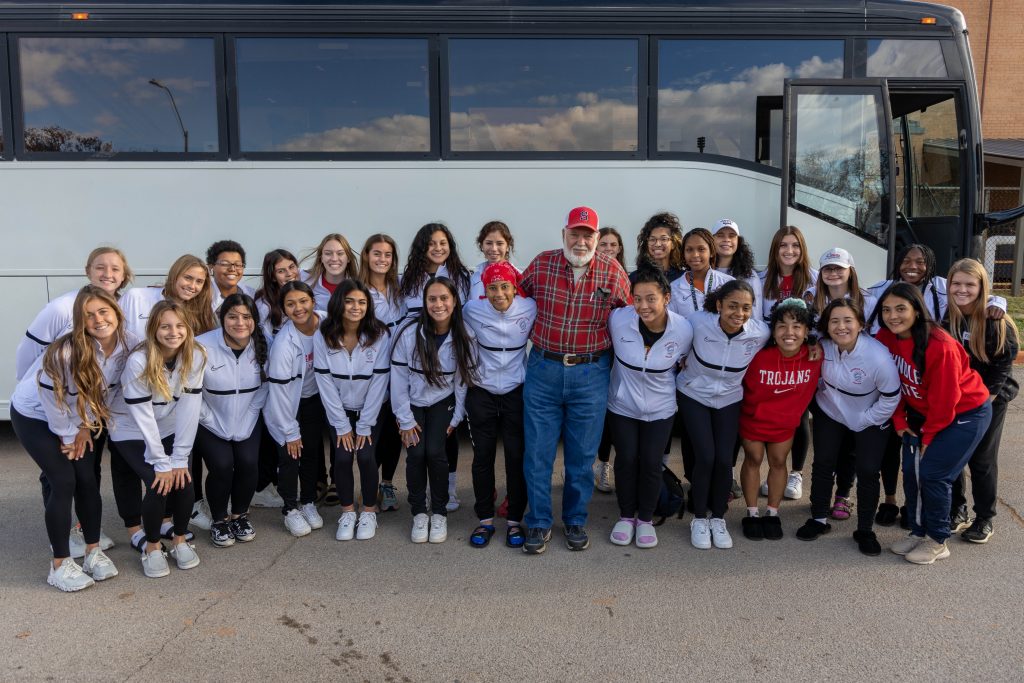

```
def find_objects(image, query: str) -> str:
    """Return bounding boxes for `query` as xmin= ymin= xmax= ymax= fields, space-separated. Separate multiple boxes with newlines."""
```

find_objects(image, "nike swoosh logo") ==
xmin=773 ymin=388 xmax=794 ymax=394
xmin=138 ymin=314 xmax=149 ymax=319
xmin=957 ymin=419 xmax=969 ymax=425
xmin=211 ymin=364 xmax=225 ymax=371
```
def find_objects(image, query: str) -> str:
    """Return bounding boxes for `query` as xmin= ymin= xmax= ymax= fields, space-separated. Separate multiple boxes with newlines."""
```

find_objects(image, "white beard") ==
xmin=563 ymin=244 xmax=595 ymax=268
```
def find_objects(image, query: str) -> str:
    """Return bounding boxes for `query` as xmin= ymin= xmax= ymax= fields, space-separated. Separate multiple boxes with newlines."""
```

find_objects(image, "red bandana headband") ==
xmin=481 ymin=261 xmax=525 ymax=298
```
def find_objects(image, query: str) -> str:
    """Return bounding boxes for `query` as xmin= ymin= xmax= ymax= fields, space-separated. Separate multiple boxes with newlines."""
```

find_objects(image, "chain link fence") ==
xmin=983 ymin=187 xmax=1021 ymax=286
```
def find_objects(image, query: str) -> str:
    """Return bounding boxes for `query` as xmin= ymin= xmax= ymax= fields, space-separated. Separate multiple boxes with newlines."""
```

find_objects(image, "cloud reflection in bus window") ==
xmin=866 ymin=40 xmax=948 ymax=78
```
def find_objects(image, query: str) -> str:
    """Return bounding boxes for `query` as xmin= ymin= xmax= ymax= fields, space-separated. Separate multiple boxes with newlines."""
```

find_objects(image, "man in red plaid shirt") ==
xmin=519 ymin=206 xmax=631 ymax=554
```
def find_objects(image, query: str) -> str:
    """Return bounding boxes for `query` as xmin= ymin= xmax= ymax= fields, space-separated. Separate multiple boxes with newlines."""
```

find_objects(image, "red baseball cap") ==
xmin=566 ymin=206 xmax=599 ymax=232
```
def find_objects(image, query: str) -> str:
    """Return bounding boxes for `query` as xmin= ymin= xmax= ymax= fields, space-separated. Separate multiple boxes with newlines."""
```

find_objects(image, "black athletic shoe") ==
xmin=210 ymin=520 xmax=235 ymax=548
xmin=949 ymin=505 xmax=972 ymax=534
xmin=523 ymin=527 xmax=551 ymax=555
xmin=796 ymin=519 xmax=832 ymax=541
xmin=564 ymin=525 xmax=590 ymax=551
xmin=229 ymin=514 xmax=256 ymax=543
xmin=853 ymin=530 xmax=882 ymax=556
xmin=761 ymin=515 xmax=783 ymax=540
xmin=899 ymin=505 xmax=911 ymax=530
xmin=961 ymin=518 xmax=993 ymax=544
xmin=741 ymin=515 xmax=763 ymax=541
xmin=874 ymin=503 xmax=899 ymax=527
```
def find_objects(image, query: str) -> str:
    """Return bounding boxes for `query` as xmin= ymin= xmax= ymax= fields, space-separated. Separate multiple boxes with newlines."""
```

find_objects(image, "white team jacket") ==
xmin=400 ymin=265 xmax=469 ymax=318
xmin=313 ymin=329 xmax=391 ymax=437
xmin=715 ymin=267 xmax=763 ymax=320
xmin=668 ymin=269 xmax=735 ymax=319
xmin=804 ymin=286 xmax=878 ymax=322
xmin=212 ymin=283 xmax=256 ymax=315
xmin=463 ymin=296 xmax=536 ymax=395
xmin=369 ymin=285 xmax=407 ymax=331
xmin=118 ymin=287 xmax=167 ymax=340
xmin=607 ymin=307 xmax=693 ymax=421
xmin=264 ymin=313 xmax=325 ymax=446
xmin=816 ymin=335 xmax=901 ymax=432
xmin=676 ymin=310 xmax=769 ymax=408
xmin=865 ymin=277 xmax=1006 ymax=331
xmin=14 ymin=290 xmax=78 ymax=381
xmin=109 ymin=347 xmax=206 ymax=473
xmin=196 ymin=329 xmax=267 ymax=442
xmin=759 ymin=268 xmax=819 ymax=321
xmin=389 ymin=322 xmax=471 ymax=431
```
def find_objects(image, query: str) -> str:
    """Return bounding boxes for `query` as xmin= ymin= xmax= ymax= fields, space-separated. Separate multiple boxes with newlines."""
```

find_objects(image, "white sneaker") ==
xmin=284 ymin=509 xmax=312 ymax=537
xmin=356 ymin=512 xmax=378 ymax=541
xmin=251 ymin=484 xmax=285 ymax=508
xmin=47 ymin=559 xmax=94 ymax=592
xmin=428 ymin=514 xmax=448 ymax=543
xmin=690 ymin=518 xmax=712 ymax=549
xmin=141 ymin=547 xmax=170 ymax=578
xmin=169 ymin=542 xmax=201 ymax=570
xmin=710 ymin=518 xmax=733 ymax=549
xmin=411 ymin=513 xmax=429 ymax=543
xmin=446 ymin=493 xmax=460 ymax=512
xmin=784 ymin=472 xmax=803 ymax=499
xmin=300 ymin=502 xmax=324 ymax=530
xmin=335 ymin=511 xmax=357 ymax=541
xmin=99 ymin=529 xmax=115 ymax=551
xmin=190 ymin=499 xmax=213 ymax=531
xmin=595 ymin=462 xmax=614 ymax=492
xmin=759 ymin=481 xmax=769 ymax=497
xmin=82 ymin=548 xmax=119 ymax=581
xmin=68 ymin=526 xmax=87 ymax=559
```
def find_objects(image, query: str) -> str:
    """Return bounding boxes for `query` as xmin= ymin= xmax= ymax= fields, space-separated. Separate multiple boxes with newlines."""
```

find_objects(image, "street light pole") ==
xmin=148 ymin=78 xmax=189 ymax=153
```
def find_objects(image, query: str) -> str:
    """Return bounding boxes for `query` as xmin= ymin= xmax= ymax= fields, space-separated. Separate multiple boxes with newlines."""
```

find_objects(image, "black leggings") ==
xmin=881 ymin=431 xmax=901 ymax=497
xmin=195 ymin=423 xmax=261 ymax=521
xmin=192 ymin=448 xmax=205 ymax=502
xmin=109 ymin=438 xmax=144 ymax=528
xmin=255 ymin=421 xmax=279 ymax=492
xmin=116 ymin=435 xmax=195 ymax=544
xmin=679 ymin=393 xmax=742 ymax=519
xmin=277 ymin=394 xmax=327 ymax=514
xmin=446 ymin=428 xmax=459 ymax=473
xmin=12 ymin=409 xmax=103 ymax=559
xmin=406 ymin=395 xmax=455 ymax=517
xmin=467 ymin=386 xmax=527 ymax=522
xmin=609 ymin=412 xmax=675 ymax=522
xmin=331 ymin=410 xmax=383 ymax=508
xmin=39 ymin=428 xmax=106 ymax=505
xmin=809 ymin=404 xmax=889 ymax=532
xmin=951 ymin=397 xmax=1008 ymax=521
xmin=375 ymin=400 xmax=403 ymax=482
xmin=791 ymin=410 xmax=810 ymax=472
xmin=597 ymin=411 xmax=614 ymax=463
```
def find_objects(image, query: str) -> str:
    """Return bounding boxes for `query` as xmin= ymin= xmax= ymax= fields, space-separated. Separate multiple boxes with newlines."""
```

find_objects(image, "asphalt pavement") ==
xmin=3 ymin=372 xmax=1024 ymax=682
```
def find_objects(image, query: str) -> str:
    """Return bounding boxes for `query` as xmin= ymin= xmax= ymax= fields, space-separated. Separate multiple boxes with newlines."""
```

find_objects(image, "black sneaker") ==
xmin=761 ymin=515 xmax=783 ymax=540
xmin=564 ymin=525 xmax=590 ymax=551
xmin=874 ymin=503 xmax=899 ymax=527
xmin=899 ymin=505 xmax=911 ymax=530
xmin=796 ymin=519 xmax=832 ymax=541
xmin=949 ymin=505 xmax=972 ymax=534
xmin=961 ymin=518 xmax=993 ymax=544
xmin=523 ymin=527 xmax=551 ymax=555
xmin=210 ymin=520 xmax=235 ymax=548
xmin=229 ymin=514 xmax=256 ymax=543
xmin=853 ymin=529 xmax=882 ymax=556
xmin=741 ymin=515 xmax=763 ymax=541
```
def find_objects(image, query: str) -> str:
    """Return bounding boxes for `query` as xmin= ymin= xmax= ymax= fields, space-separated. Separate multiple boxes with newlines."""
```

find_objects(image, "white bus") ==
xmin=2 ymin=0 xmax=1020 ymax=417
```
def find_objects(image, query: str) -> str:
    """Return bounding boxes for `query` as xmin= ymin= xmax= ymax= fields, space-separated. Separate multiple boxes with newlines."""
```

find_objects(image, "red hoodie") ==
xmin=875 ymin=326 xmax=989 ymax=445
xmin=740 ymin=345 xmax=821 ymax=443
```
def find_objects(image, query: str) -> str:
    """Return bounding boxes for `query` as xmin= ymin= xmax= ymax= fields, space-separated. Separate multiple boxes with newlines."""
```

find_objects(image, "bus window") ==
xmin=867 ymin=40 xmax=948 ymax=78
xmin=235 ymin=38 xmax=431 ymax=154
xmin=657 ymin=40 xmax=843 ymax=162
xmin=447 ymin=38 xmax=639 ymax=153
xmin=892 ymin=94 xmax=960 ymax=218
xmin=18 ymin=37 xmax=218 ymax=155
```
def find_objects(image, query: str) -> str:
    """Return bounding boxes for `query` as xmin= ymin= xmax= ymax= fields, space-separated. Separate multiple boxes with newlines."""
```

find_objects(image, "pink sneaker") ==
xmin=830 ymin=496 xmax=852 ymax=520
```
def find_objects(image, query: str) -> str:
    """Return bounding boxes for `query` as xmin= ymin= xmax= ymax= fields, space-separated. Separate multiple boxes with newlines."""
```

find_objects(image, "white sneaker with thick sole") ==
xmin=190 ymin=499 xmax=214 ymax=531
xmin=411 ymin=513 xmax=429 ymax=543
xmin=690 ymin=518 xmax=712 ymax=549
xmin=284 ymin=509 xmax=312 ymax=537
xmin=428 ymin=514 xmax=448 ymax=543
xmin=82 ymin=548 xmax=119 ymax=581
xmin=710 ymin=518 xmax=734 ymax=549
xmin=356 ymin=512 xmax=378 ymax=540
xmin=98 ymin=529 xmax=115 ymax=551
xmin=251 ymin=484 xmax=285 ymax=508
xmin=336 ymin=511 xmax=357 ymax=541
xmin=784 ymin=472 xmax=803 ymax=499
xmin=300 ymin=502 xmax=324 ymax=529
xmin=141 ymin=547 xmax=170 ymax=578
xmin=68 ymin=526 xmax=87 ymax=559
xmin=169 ymin=542 xmax=201 ymax=570
xmin=47 ymin=560 xmax=94 ymax=592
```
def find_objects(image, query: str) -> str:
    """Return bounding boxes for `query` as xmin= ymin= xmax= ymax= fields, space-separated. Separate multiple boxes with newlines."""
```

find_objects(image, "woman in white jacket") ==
xmin=195 ymin=294 xmax=269 ymax=548
xmin=314 ymin=279 xmax=391 ymax=542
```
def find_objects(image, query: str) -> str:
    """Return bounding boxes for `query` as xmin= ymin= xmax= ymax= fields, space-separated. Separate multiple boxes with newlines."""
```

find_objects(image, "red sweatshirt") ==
xmin=740 ymin=345 xmax=821 ymax=443
xmin=875 ymin=326 xmax=989 ymax=445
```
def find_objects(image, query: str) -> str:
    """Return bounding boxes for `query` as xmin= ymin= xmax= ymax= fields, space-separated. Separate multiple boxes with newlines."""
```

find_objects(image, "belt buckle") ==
xmin=562 ymin=354 xmax=578 ymax=367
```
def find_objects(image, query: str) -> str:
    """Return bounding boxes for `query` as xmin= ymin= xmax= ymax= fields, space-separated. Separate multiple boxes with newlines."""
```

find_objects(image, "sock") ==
xmin=131 ymin=529 xmax=146 ymax=548
xmin=507 ymin=521 xmax=520 ymax=528
xmin=160 ymin=521 xmax=173 ymax=535
xmin=766 ymin=507 xmax=779 ymax=517
xmin=814 ymin=517 xmax=828 ymax=524
xmin=747 ymin=507 xmax=759 ymax=517
xmin=479 ymin=518 xmax=494 ymax=527
xmin=447 ymin=472 xmax=457 ymax=494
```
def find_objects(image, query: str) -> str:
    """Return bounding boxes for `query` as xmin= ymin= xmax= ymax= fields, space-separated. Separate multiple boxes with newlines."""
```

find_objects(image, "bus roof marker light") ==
xmin=71 ymin=12 xmax=89 ymax=20
xmin=921 ymin=17 xmax=937 ymax=24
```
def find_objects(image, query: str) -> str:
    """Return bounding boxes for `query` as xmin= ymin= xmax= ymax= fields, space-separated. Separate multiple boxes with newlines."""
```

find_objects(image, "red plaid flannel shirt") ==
xmin=520 ymin=249 xmax=632 ymax=355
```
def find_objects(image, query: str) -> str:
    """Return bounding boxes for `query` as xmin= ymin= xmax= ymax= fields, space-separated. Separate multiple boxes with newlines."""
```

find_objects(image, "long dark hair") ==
xmin=219 ymin=292 xmax=269 ymax=380
xmin=636 ymin=212 xmax=684 ymax=271
xmin=763 ymin=226 xmax=813 ymax=300
xmin=726 ymin=236 xmax=757 ymax=279
xmin=876 ymin=282 xmax=935 ymax=375
xmin=255 ymin=248 xmax=300 ymax=332
xmin=703 ymin=279 xmax=756 ymax=313
xmin=399 ymin=223 xmax=470 ymax=300
xmin=398 ymin=276 xmax=476 ymax=388
xmin=357 ymin=234 xmax=400 ymax=304
xmin=320 ymin=279 xmax=387 ymax=349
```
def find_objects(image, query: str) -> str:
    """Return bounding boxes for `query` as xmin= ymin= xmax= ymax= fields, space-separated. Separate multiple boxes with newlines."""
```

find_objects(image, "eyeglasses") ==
xmin=215 ymin=261 xmax=245 ymax=271
xmin=647 ymin=236 xmax=672 ymax=245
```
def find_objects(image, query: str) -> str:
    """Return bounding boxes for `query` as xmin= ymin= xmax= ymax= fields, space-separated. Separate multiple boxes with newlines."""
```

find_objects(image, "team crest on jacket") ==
xmin=365 ymin=349 xmax=375 ymax=362
xmin=664 ymin=341 xmax=678 ymax=358
xmin=850 ymin=367 xmax=866 ymax=384
xmin=517 ymin=318 xmax=531 ymax=332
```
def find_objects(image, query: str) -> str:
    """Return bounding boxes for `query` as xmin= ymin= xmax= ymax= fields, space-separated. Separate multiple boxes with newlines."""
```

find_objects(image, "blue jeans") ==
xmin=902 ymin=402 xmax=992 ymax=543
xmin=523 ymin=350 xmax=611 ymax=529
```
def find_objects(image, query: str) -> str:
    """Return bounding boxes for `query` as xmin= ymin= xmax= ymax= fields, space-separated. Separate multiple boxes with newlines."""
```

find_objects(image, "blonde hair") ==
xmin=86 ymin=246 xmax=134 ymax=296
xmin=946 ymin=258 xmax=1018 ymax=363
xmin=305 ymin=233 xmax=359 ymax=286
xmin=138 ymin=300 xmax=206 ymax=401
xmin=41 ymin=286 xmax=128 ymax=431
xmin=162 ymin=254 xmax=216 ymax=334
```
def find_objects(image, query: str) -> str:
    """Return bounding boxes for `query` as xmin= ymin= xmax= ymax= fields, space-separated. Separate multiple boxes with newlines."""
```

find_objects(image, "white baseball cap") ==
xmin=820 ymin=247 xmax=854 ymax=269
xmin=713 ymin=219 xmax=740 ymax=235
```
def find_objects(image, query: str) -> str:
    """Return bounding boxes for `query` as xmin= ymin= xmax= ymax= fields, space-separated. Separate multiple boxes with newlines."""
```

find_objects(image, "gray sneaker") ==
xmin=47 ymin=559 xmax=94 ymax=592
xmin=82 ymin=548 xmax=119 ymax=581
xmin=141 ymin=547 xmax=170 ymax=578
xmin=169 ymin=542 xmax=201 ymax=570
